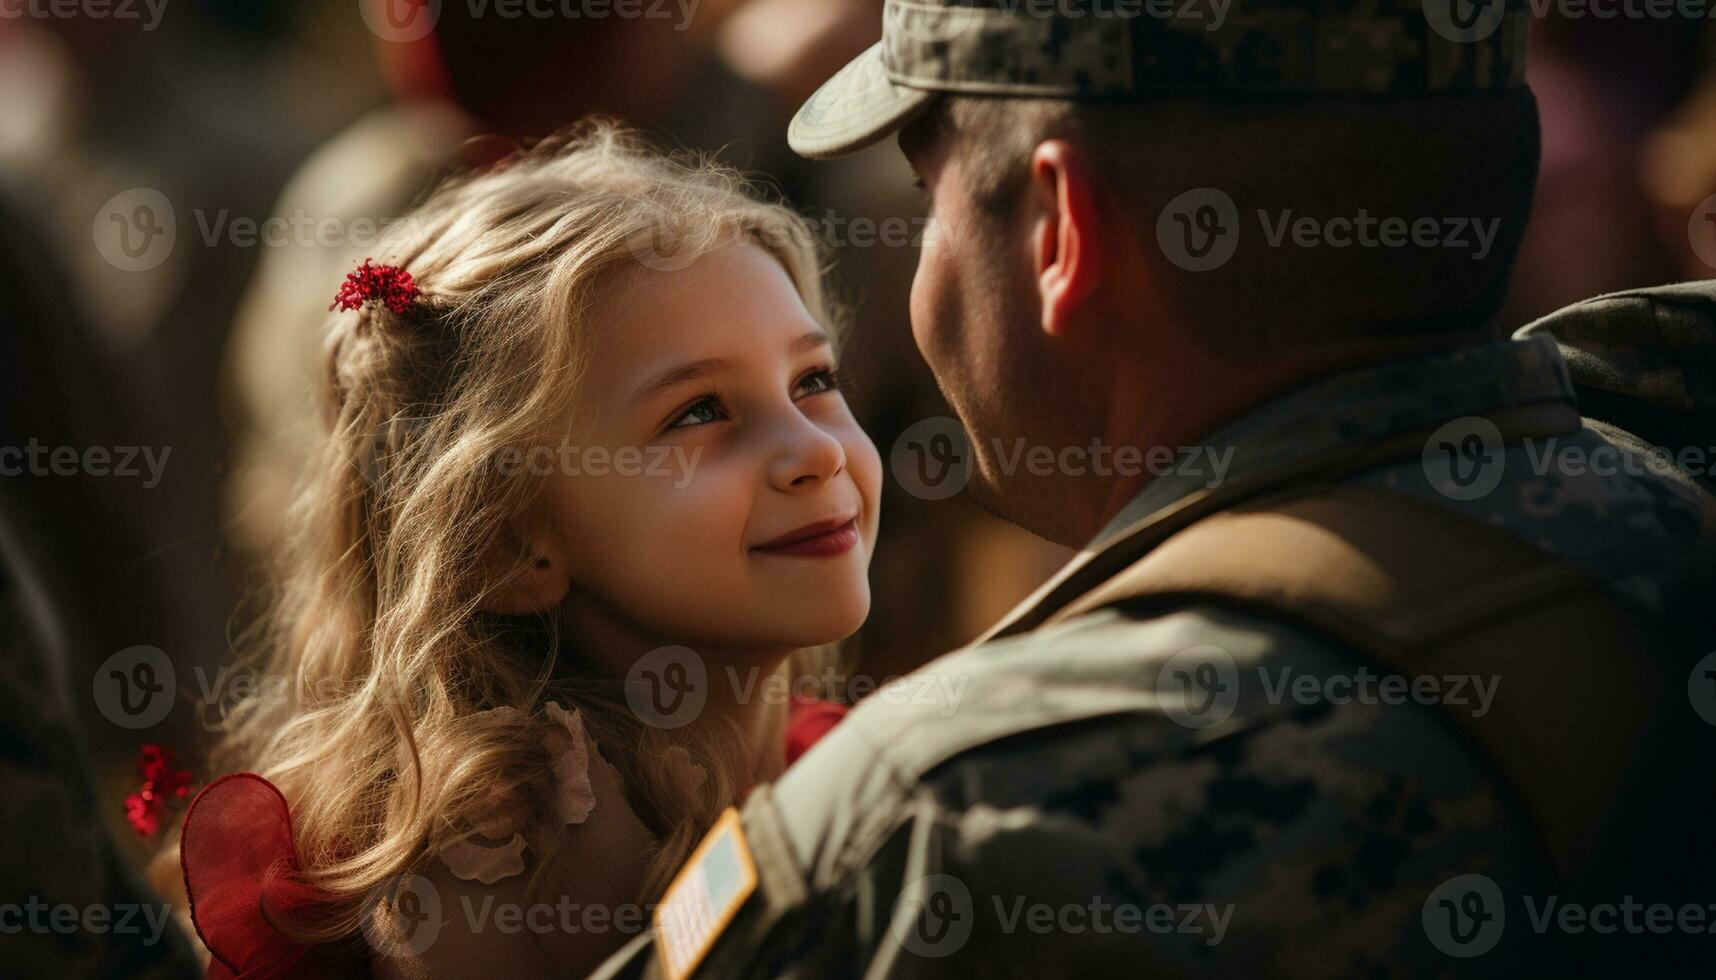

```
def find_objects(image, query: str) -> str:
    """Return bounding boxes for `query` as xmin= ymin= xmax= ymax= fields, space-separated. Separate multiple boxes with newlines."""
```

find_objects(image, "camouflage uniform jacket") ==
xmin=598 ymin=330 xmax=1716 ymax=979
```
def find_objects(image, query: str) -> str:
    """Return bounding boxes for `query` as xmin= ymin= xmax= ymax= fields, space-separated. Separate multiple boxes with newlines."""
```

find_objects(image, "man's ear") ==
xmin=1028 ymin=139 xmax=1105 ymax=338
xmin=478 ymin=525 xmax=572 ymax=615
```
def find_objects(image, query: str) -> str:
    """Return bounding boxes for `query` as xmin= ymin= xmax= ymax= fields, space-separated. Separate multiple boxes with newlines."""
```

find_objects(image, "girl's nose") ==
xmin=767 ymin=416 xmax=847 ymax=492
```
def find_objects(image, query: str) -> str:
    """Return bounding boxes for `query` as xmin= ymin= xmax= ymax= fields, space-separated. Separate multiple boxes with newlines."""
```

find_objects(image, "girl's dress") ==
xmin=179 ymin=695 xmax=847 ymax=979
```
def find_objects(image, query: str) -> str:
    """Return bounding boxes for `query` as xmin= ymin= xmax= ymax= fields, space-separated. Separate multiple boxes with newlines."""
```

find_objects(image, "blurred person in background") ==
xmin=1502 ymin=18 xmax=1709 ymax=324
xmin=1644 ymin=26 xmax=1716 ymax=280
xmin=0 ymin=184 xmax=201 ymax=978
xmin=1 ymin=10 xmax=394 ymax=931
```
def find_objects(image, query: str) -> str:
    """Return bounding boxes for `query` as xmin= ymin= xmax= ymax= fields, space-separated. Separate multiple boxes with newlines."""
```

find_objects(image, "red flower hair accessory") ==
xmin=330 ymin=258 xmax=418 ymax=315
xmin=124 ymin=743 xmax=195 ymax=836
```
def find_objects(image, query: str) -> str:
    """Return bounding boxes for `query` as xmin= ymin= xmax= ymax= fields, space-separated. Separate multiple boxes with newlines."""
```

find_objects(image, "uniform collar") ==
xmin=963 ymin=334 xmax=1577 ymax=649
xmin=1086 ymin=334 xmax=1575 ymax=555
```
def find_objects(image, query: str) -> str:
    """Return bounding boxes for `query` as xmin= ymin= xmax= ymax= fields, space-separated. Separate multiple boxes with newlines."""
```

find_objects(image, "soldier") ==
xmin=596 ymin=1 xmax=1716 ymax=976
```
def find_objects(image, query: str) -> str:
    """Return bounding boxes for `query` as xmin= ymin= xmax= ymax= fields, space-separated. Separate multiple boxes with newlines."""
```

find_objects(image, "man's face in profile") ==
xmin=897 ymin=112 xmax=1047 ymax=523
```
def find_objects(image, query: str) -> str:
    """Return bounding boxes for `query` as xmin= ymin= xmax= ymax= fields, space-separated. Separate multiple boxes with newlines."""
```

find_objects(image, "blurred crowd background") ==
xmin=4 ymin=2 xmax=1716 ymax=974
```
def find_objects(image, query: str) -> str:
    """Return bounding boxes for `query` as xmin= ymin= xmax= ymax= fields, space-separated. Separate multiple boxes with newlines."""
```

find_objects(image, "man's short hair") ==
xmin=930 ymin=90 xmax=1543 ymax=355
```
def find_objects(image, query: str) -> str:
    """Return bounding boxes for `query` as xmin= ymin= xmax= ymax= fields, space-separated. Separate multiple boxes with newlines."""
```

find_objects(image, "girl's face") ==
xmin=541 ymin=242 xmax=882 ymax=656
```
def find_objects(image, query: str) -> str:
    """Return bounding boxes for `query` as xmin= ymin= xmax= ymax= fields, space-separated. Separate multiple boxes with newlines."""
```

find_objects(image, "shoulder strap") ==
xmin=1043 ymin=481 xmax=1657 ymax=878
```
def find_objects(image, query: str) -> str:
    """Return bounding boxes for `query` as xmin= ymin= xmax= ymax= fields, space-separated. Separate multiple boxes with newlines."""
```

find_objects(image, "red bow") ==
xmin=181 ymin=774 xmax=369 ymax=979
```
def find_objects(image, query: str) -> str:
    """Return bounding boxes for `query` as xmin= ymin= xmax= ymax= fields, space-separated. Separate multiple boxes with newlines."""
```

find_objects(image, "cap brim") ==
xmin=788 ymin=42 xmax=938 ymax=160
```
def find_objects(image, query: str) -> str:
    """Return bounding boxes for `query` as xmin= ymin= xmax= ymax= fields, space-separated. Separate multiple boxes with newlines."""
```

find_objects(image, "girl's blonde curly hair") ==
xmin=156 ymin=119 xmax=841 ymax=946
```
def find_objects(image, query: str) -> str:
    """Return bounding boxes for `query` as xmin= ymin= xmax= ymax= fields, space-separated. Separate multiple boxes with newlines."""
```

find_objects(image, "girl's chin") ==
xmin=769 ymin=608 xmax=869 ymax=648
xmin=718 ymin=593 xmax=870 ymax=649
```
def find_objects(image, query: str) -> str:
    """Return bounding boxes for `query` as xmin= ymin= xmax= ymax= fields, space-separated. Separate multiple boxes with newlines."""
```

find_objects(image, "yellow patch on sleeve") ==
xmin=654 ymin=807 xmax=758 ymax=980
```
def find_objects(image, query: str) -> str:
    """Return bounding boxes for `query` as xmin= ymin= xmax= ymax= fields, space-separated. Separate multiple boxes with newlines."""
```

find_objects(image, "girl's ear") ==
xmin=479 ymin=529 xmax=572 ymax=615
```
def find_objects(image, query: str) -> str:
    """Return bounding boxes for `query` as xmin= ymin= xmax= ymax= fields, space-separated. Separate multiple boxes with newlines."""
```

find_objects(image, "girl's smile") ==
xmin=751 ymin=515 xmax=861 ymax=557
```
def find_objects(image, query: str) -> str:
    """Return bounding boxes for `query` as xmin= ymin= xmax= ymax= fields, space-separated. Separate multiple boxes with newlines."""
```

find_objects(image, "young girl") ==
xmin=170 ymin=121 xmax=881 ymax=978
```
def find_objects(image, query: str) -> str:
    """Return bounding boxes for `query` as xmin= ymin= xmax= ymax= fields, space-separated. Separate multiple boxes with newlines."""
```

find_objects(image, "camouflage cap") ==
xmin=789 ymin=0 xmax=1531 ymax=159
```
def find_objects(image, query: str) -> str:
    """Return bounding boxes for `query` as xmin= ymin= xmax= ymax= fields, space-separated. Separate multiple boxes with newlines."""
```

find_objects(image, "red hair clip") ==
xmin=330 ymin=258 xmax=418 ymax=315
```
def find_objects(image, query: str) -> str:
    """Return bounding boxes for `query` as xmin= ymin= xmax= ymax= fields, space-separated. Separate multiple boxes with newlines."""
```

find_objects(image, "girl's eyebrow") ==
xmin=627 ymin=330 xmax=832 ymax=409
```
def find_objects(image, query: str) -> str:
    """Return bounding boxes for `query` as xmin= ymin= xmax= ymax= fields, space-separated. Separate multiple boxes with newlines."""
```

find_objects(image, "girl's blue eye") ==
xmin=666 ymin=396 xmax=725 ymax=430
xmin=664 ymin=368 xmax=841 ymax=431
xmin=795 ymin=367 xmax=842 ymax=398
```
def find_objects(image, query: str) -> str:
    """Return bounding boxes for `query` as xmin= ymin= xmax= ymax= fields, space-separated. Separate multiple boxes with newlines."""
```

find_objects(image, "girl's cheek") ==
xmin=645 ymin=455 xmax=747 ymax=534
